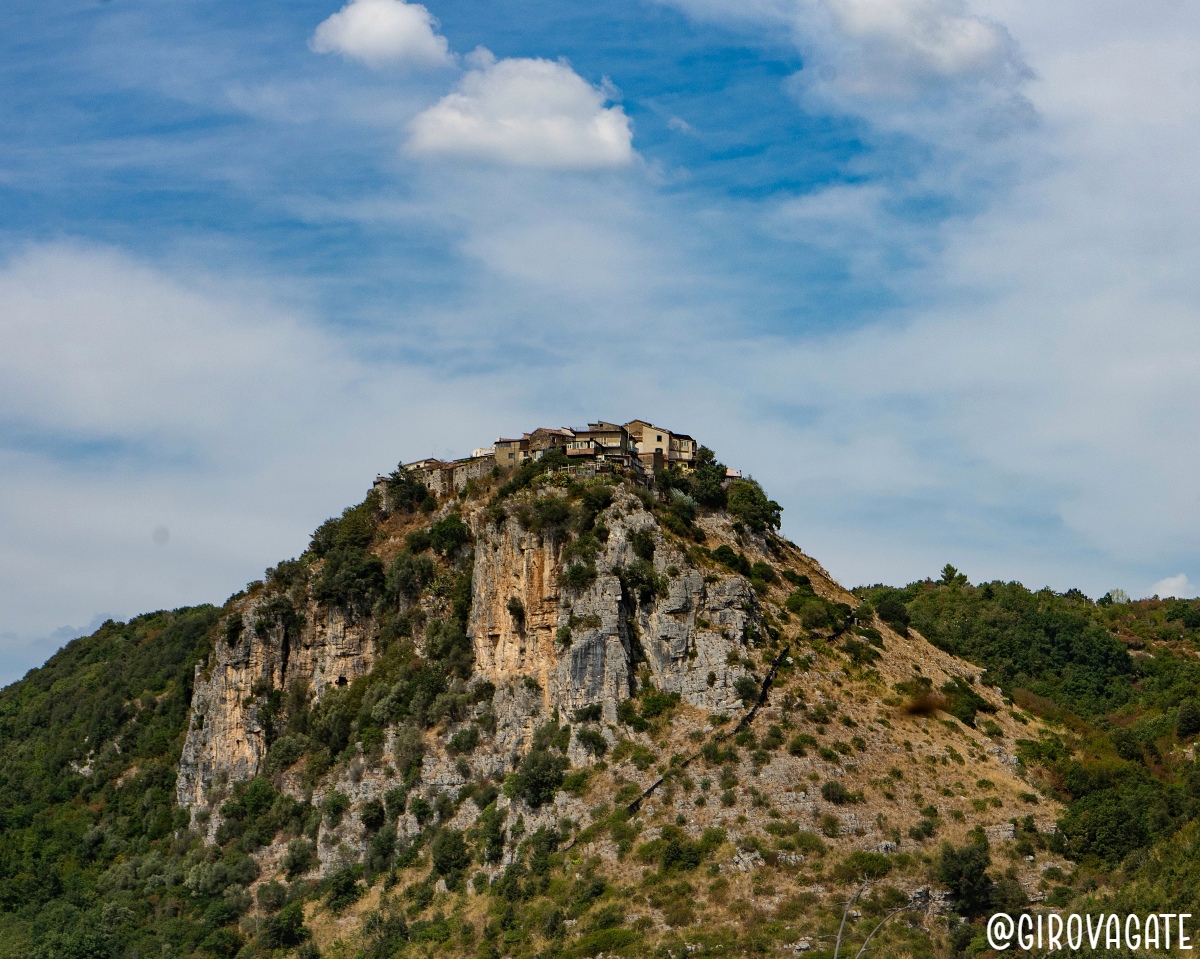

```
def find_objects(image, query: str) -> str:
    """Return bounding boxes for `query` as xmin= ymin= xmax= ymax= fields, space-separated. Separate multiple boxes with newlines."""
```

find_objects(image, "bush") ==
xmin=310 ymin=500 xmax=377 ymax=557
xmin=563 ymin=562 xmax=597 ymax=592
xmin=937 ymin=842 xmax=993 ymax=917
xmin=621 ymin=559 xmax=665 ymax=603
xmin=283 ymin=839 xmax=317 ymax=879
xmin=313 ymin=547 xmax=385 ymax=615
xmin=734 ymin=676 xmax=759 ymax=704
xmin=788 ymin=733 xmax=817 ymax=756
xmin=265 ymin=735 xmax=307 ymax=775
xmin=525 ymin=496 xmax=574 ymax=539
xmin=260 ymin=900 xmax=310 ymax=948
xmin=629 ymin=528 xmax=656 ymax=561
xmin=432 ymin=829 xmax=471 ymax=877
xmin=510 ymin=750 xmax=568 ymax=808
xmin=385 ymin=465 xmax=430 ymax=514
xmin=727 ymin=479 xmax=782 ymax=532
xmin=387 ymin=552 xmax=435 ymax=604
xmin=323 ymin=790 xmax=350 ymax=827
xmin=429 ymin=514 xmax=470 ymax=556
xmin=712 ymin=545 xmax=752 ymax=577
xmin=575 ymin=727 xmax=608 ymax=757
xmin=325 ymin=866 xmax=364 ymax=913
xmin=351 ymin=798 xmax=383 ymax=835
xmin=875 ymin=596 xmax=911 ymax=630
xmin=448 ymin=726 xmax=480 ymax=755
xmin=405 ymin=528 xmax=432 ymax=553
xmin=1179 ymin=700 xmax=1200 ymax=738
xmin=833 ymin=850 xmax=893 ymax=883
xmin=750 ymin=561 xmax=777 ymax=585
xmin=820 ymin=781 xmax=857 ymax=805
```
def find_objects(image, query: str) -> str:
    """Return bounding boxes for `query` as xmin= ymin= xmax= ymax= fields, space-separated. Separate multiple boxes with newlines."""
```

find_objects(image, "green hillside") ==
xmin=7 ymin=532 xmax=1200 ymax=958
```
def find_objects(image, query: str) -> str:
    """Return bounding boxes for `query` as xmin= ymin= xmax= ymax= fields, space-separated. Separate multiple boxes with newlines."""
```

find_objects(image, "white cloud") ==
xmin=823 ymin=0 xmax=1018 ymax=84
xmin=0 ymin=243 xmax=532 ymax=678
xmin=657 ymin=0 xmax=1029 ymax=143
xmin=406 ymin=52 xmax=635 ymax=169
xmin=1148 ymin=575 xmax=1195 ymax=599
xmin=311 ymin=0 xmax=452 ymax=69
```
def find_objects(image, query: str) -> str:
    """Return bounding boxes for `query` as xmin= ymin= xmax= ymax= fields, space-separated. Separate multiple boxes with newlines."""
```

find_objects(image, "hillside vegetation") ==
xmin=5 ymin=452 xmax=1200 ymax=959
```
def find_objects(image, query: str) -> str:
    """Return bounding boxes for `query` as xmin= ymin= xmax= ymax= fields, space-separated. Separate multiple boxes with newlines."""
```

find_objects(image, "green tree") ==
xmin=937 ymin=842 xmax=994 ymax=917
xmin=429 ymin=514 xmax=471 ymax=556
xmin=432 ymin=829 xmax=471 ymax=877
xmin=726 ymin=479 xmax=782 ymax=532
xmin=1179 ymin=700 xmax=1200 ymax=738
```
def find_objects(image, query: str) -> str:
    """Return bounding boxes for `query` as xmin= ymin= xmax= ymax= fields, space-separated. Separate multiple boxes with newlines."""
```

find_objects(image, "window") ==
xmin=656 ymin=434 xmax=662 ymax=441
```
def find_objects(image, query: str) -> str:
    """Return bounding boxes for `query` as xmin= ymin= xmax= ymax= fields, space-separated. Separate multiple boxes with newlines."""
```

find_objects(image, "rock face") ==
xmin=176 ymin=605 xmax=378 ymax=813
xmin=176 ymin=485 xmax=769 ymax=834
xmin=467 ymin=488 xmax=758 ymax=726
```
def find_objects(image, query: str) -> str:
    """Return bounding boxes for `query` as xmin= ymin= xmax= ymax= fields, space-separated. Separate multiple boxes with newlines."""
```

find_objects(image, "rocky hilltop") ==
xmin=169 ymin=438 xmax=1059 ymax=957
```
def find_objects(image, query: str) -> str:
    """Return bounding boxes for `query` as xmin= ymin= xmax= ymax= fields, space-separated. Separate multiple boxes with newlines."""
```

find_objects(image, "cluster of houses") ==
xmin=379 ymin=419 xmax=731 ymax=500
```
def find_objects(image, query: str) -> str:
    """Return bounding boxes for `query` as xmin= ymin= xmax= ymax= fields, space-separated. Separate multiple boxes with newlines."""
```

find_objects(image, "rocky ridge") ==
xmin=176 ymin=461 xmax=1062 ymax=955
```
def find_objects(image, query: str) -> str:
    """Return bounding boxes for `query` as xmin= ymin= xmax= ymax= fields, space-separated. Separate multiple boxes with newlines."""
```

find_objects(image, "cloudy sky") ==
xmin=2 ymin=0 xmax=1199 ymax=683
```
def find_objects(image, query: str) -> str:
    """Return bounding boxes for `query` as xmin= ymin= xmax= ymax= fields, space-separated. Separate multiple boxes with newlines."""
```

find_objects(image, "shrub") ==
xmin=820 ymin=781 xmax=857 ymax=805
xmin=573 ymin=703 xmax=603 ymax=723
xmin=526 ymin=496 xmax=574 ymax=539
xmin=448 ymin=726 xmax=480 ymax=755
xmin=323 ymin=790 xmax=351 ymax=827
xmin=283 ymin=839 xmax=317 ymax=880
xmin=563 ymin=562 xmax=598 ymax=592
xmin=313 ymin=547 xmax=385 ymax=615
xmin=405 ymin=528 xmax=432 ymax=553
xmin=750 ymin=561 xmax=777 ymax=585
xmin=575 ymin=727 xmax=608 ymax=757
xmin=937 ymin=842 xmax=993 ymax=917
xmin=833 ymin=851 xmax=893 ymax=884
xmin=425 ymin=617 xmax=474 ymax=679
xmin=712 ymin=545 xmax=752 ymax=576
xmin=788 ymin=734 xmax=817 ymax=756
xmin=260 ymin=900 xmax=310 ymax=948
xmin=265 ymin=735 xmax=307 ymax=775
xmin=385 ymin=465 xmax=431 ymax=514
xmin=1179 ymin=700 xmax=1200 ymax=738
xmin=726 ymin=479 xmax=782 ymax=532
xmin=510 ymin=750 xmax=568 ymax=808
xmin=429 ymin=514 xmax=471 ymax=555
xmin=734 ymin=676 xmax=759 ymax=704
xmin=621 ymin=559 xmax=665 ymax=603
xmin=629 ymin=528 xmax=656 ymax=561
xmin=875 ymin=596 xmax=911 ymax=631
xmin=325 ymin=866 xmax=364 ymax=913
xmin=310 ymin=501 xmax=377 ymax=557
xmin=432 ymin=829 xmax=471 ymax=877
xmin=387 ymin=552 xmax=435 ymax=604
xmin=361 ymin=798 xmax=386 ymax=832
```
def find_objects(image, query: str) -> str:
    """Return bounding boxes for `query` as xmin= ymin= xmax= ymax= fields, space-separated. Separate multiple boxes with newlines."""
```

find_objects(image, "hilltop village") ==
xmin=375 ymin=418 xmax=740 ymax=500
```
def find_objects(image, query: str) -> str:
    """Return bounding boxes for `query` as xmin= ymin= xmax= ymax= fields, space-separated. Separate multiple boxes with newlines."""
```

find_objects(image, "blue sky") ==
xmin=3 ymin=0 xmax=1200 ymax=683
